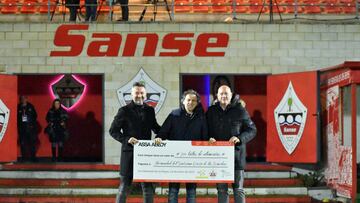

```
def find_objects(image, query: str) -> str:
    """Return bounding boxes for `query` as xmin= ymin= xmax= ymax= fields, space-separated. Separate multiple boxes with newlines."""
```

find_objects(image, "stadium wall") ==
xmin=1 ymin=23 xmax=360 ymax=164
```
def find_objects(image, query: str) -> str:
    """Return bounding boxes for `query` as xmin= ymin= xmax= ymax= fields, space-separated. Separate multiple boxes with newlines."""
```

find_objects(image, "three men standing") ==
xmin=110 ymin=83 xmax=256 ymax=203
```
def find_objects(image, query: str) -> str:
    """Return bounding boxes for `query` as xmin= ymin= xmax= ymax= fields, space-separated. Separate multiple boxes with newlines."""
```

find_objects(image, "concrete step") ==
xmin=0 ymin=187 xmax=309 ymax=196
xmin=0 ymin=170 xmax=298 ymax=179
xmin=0 ymin=178 xmax=302 ymax=188
xmin=0 ymin=195 xmax=314 ymax=203
xmin=0 ymin=163 xmax=293 ymax=172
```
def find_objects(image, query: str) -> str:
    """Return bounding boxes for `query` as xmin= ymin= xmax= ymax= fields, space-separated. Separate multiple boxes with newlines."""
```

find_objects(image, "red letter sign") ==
xmin=194 ymin=33 xmax=229 ymax=57
xmin=50 ymin=24 xmax=88 ymax=57
xmin=159 ymin=33 xmax=194 ymax=57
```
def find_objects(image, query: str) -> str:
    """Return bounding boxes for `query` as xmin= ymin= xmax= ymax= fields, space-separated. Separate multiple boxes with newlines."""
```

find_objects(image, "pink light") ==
xmin=48 ymin=74 xmax=88 ymax=111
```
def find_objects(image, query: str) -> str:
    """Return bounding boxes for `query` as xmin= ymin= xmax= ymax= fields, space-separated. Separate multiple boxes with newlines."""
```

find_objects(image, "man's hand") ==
xmin=128 ymin=137 xmax=139 ymax=145
xmin=154 ymin=138 xmax=162 ymax=144
xmin=229 ymin=136 xmax=240 ymax=144
xmin=209 ymin=137 xmax=216 ymax=144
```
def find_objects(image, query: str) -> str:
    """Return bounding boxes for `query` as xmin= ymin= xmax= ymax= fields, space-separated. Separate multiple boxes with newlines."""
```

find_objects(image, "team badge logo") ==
xmin=274 ymin=81 xmax=307 ymax=154
xmin=0 ymin=99 xmax=10 ymax=143
xmin=51 ymin=74 xmax=85 ymax=110
xmin=117 ymin=68 xmax=167 ymax=114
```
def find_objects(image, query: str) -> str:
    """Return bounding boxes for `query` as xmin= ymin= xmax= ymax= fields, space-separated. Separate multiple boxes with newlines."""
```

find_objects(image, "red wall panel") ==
xmin=0 ymin=75 xmax=18 ymax=162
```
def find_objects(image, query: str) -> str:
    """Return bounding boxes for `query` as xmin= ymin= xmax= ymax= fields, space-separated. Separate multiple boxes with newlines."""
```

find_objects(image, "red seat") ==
xmin=248 ymin=0 xmax=267 ymax=13
xmin=211 ymin=0 xmax=229 ymax=12
xmin=39 ymin=0 xmax=56 ymax=13
xmin=232 ymin=0 xmax=249 ymax=13
xmin=272 ymin=1 xmax=286 ymax=13
xmin=97 ymin=0 xmax=110 ymax=13
xmin=21 ymin=0 xmax=38 ymax=13
xmin=340 ymin=0 xmax=356 ymax=13
xmin=282 ymin=0 xmax=304 ymax=13
xmin=1 ymin=0 xmax=19 ymax=13
xmin=193 ymin=0 xmax=209 ymax=12
xmin=302 ymin=0 xmax=322 ymax=13
xmin=324 ymin=1 xmax=341 ymax=13
xmin=174 ymin=0 xmax=191 ymax=12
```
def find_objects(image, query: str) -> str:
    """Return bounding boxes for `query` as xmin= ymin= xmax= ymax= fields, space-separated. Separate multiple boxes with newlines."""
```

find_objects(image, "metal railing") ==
xmin=0 ymin=0 xmax=359 ymax=22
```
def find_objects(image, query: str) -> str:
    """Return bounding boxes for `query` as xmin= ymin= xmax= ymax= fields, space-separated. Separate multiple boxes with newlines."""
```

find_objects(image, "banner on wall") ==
xmin=274 ymin=81 xmax=308 ymax=155
xmin=0 ymin=99 xmax=10 ymax=143
xmin=117 ymin=68 xmax=167 ymax=114
xmin=0 ymin=74 xmax=18 ymax=162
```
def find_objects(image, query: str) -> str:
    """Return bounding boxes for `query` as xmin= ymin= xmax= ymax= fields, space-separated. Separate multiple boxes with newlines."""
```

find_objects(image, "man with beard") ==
xmin=109 ymin=82 xmax=161 ymax=203
xmin=206 ymin=85 xmax=257 ymax=203
xmin=154 ymin=89 xmax=208 ymax=203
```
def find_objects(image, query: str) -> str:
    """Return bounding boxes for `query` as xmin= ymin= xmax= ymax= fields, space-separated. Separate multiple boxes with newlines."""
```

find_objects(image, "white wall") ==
xmin=1 ymin=23 xmax=360 ymax=163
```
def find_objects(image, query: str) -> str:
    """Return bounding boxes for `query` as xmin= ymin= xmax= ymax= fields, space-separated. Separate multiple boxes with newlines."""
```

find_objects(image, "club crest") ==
xmin=51 ymin=74 xmax=85 ymax=110
xmin=274 ymin=81 xmax=307 ymax=154
xmin=0 ymin=99 xmax=10 ymax=143
xmin=117 ymin=68 xmax=167 ymax=114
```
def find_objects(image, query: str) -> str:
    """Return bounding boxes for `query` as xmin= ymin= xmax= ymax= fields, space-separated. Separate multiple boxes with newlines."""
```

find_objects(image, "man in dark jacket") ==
xmin=155 ymin=89 xmax=208 ymax=203
xmin=17 ymin=96 xmax=38 ymax=162
xmin=206 ymin=85 xmax=257 ymax=203
xmin=109 ymin=82 xmax=161 ymax=203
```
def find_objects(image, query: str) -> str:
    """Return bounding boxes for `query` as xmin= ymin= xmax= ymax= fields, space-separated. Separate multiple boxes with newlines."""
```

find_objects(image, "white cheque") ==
xmin=133 ymin=140 xmax=234 ymax=183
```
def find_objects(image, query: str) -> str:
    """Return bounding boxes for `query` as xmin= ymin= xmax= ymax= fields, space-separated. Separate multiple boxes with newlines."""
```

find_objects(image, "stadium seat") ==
xmin=248 ymin=0 xmax=267 ymax=13
xmin=324 ymin=0 xmax=341 ymax=13
xmin=302 ymin=0 xmax=322 ymax=13
xmin=231 ymin=0 xmax=249 ymax=13
xmin=193 ymin=0 xmax=209 ymax=12
xmin=1 ymin=0 xmax=19 ymax=14
xmin=211 ymin=0 xmax=228 ymax=13
xmin=281 ymin=0 xmax=304 ymax=13
xmin=97 ymin=0 xmax=110 ymax=13
xmin=272 ymin=0 xmax=286 ymax=13
xmin=340 ymin=0 xmax=356 ymax=13
xmin=20 ymin=0 xmax=38 ymax=13
xmin=39 ymin=0 xmax=57 ymax=13
xmin=174 ymin=0 xmax=191 ymax=12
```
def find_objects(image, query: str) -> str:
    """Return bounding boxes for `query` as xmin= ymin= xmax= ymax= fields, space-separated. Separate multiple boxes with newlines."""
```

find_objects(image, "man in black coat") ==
xmin=17 ymin=96 xmax=38 ymax=162
xmin=109 ymin=82 xmax=161 ymax=203
xmin=154 ymin=89 xmax=208 ymax=203
xmin=206 ymin=85 xmax=257 ymax=203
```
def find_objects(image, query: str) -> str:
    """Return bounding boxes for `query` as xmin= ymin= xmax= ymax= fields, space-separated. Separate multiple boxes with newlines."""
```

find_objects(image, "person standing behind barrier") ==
xmin=65 ymin=0 xmax=80 ymax=21
xmin=45 ymin=99 xmax=69 ymax=162
xmin=114 ymin=0 xmax=128 ymax=21
xmin=85 ymin=0 xmax=97 ymax=22
xmin=206 ymin=85 xmax=257 ymax=203
xmin=17 ymin=95 xmax=38 ymax=162
xmin=154 ymin=89 xmax=208 ymax=203
xmin=109 ymin=82 xmax=161 ymax=203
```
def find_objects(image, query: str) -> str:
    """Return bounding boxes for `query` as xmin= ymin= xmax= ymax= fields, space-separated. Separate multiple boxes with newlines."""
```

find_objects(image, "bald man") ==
xmin=206 ymin=85 xmax=257 ymax=203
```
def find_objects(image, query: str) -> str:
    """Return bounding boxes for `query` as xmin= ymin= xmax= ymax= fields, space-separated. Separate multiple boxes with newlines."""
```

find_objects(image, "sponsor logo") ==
xmin=51 ymin=74 xmax=85 ymax=110
xmin=274 ymin=82 xmax=307 ymax=154
xmin=117 ymin=68 xmax=166 ymax=114
xmin=137 ymin=142 xmax=167 ymax=147
xmin=0 ymin=99 xmax=10 ymax=143
xmin=50 ymin=25 xmax=229 ymax=57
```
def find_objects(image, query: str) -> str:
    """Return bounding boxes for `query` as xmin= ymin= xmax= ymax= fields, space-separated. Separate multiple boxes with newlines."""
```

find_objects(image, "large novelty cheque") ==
xmin=133 ymin=140 xmax=234 ymax=183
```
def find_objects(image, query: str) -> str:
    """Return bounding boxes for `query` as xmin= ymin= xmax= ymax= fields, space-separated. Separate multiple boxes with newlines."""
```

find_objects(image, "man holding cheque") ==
xmin=154 ymin=89 xmax=208 ymax=203
xmin=206 ymin=85 xmax=257 ymax=203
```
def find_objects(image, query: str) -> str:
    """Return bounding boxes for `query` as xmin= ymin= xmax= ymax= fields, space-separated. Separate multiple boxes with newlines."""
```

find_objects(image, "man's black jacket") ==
xmin=17 ymin=102 xmax=37 ymax=138
xmin=109 ymin=101 xmax=160 ymax=176
xmin=156 ymin=104 xmax=208 ymax=141
xmin=206 ymin=99 xmax=257 ymax=170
